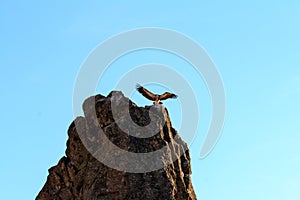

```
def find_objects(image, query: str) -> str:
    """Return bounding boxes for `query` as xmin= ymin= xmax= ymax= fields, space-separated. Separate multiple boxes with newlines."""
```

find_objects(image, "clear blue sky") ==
xmin=1 ymin=1 xmax=300 ymax=199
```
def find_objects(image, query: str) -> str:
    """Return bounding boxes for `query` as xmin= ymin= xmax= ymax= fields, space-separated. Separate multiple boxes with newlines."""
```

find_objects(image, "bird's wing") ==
xmin=136 ymin=84 xmax=157 ymax=101
xmin=159 ymin=92 xmax=178 ymax=100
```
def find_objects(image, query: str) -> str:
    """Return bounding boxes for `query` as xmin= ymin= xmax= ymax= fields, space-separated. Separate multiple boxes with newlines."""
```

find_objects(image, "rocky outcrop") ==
xmin=36 ymin=91 xmax=197 ymax=200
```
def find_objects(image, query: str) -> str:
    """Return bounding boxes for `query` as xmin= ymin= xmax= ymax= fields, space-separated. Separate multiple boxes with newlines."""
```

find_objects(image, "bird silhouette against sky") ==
xmin=136 ymin=83 xmax=178 ymax=105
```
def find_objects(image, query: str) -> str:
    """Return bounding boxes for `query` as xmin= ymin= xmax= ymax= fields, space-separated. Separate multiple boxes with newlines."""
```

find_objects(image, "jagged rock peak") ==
xmin=36 ymin=91 xmax=197 ymax=200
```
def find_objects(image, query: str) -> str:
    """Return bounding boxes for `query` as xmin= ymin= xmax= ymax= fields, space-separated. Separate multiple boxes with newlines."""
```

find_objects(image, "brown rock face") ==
xmin=36 ymin=91 xmax=197 ymax=200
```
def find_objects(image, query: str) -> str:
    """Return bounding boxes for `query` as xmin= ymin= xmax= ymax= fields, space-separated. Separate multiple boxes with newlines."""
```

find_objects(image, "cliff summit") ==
xmin=37 ymin=91 xmax=197 ymax=200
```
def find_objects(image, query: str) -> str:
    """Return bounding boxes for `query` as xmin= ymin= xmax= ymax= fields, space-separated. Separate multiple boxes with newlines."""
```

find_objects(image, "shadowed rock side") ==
xmin=36 ymin=91 xmax=197 ymax=200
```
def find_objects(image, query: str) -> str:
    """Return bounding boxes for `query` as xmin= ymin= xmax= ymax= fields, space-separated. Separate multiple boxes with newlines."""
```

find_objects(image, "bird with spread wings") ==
xmin=136 ymin=83 xmax=177 ymax=105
